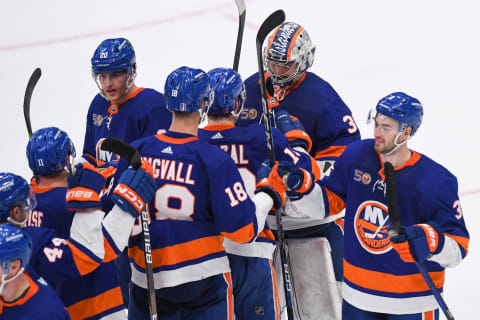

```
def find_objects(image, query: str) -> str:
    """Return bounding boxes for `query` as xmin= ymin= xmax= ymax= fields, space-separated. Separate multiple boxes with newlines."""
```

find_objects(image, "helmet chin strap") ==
xmin=0 ymin=266 xmax=25 ymax=295
xmin=384 ymin=131 xmax=410 ymax=156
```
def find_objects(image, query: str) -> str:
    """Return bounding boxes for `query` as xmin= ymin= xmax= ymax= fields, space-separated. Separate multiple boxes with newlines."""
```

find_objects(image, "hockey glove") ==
xmin=390 ymin=223 xmax=445 ymax=263
xmin=66 ymin=162 xmax=106 ymax=211
xmin=276 ymin=161 xmax=315 ymax=200
xmin=111 ymin=161 xmax=156 ymax=218
xmin=274 ymin=110 xmax=312 ymax=153
xmin=255 ymin=160 xmax=286 ymax=209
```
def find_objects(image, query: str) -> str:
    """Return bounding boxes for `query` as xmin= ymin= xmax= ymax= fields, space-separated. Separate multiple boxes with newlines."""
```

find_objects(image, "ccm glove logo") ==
xmin=114 ymin=184 xmax=145 ymax=213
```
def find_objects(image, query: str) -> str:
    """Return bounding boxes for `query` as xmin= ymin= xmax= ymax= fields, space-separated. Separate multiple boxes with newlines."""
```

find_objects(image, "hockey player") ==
xmin=83 ymin=37 xmax=172 ymax=305
xmin=237 ymin=21 xmax=360 ymax=293
xmin=26 ymin=127 xmax=126 ymax=319
xmin=0 ymin=224 xmax=70 ymax=319
xmin=274 ymin=92 xmax=470 ymax=319
xmin=113 ymin=66 xmax=286 ymax=319
xmin=198 ymin=67 xmax=320 ymax=320
xmin=83 ymin=37 xmax=172 ymax=168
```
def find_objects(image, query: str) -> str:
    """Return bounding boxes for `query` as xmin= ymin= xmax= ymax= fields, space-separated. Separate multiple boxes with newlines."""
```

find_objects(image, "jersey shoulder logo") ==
xmin=354 ymin=200 xmax=393 ymax=254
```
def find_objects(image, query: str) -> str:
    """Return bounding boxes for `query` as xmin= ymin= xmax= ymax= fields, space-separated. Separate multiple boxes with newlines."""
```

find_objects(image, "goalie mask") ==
xmin=263 ymin=22 xmax=316 ymax=87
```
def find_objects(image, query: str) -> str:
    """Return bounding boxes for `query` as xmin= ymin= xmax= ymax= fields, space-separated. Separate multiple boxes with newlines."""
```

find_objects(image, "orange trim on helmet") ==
xmin=287 ymin=27 xmax=304 ymax=60
xmin=267 ymin=26 xmax=282 ymax=56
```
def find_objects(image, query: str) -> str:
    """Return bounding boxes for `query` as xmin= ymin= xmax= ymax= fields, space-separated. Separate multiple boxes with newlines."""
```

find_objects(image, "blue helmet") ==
xmin=0 ymin=224 xmax=32 ymax=275
xmin=164 ymin=66 xmax=214 ymax=113
xmin=26 ymin=127 xmax=76 ymax=176
xmin=207 ymin=68 xmax=246 ymax=118
xmin=376 ymin=92 xmax=423 ymax=136
xmin=0 ymin=173 xmax=36 ymax=223
xmin=91 ymin=38 xmax=136 ymax=74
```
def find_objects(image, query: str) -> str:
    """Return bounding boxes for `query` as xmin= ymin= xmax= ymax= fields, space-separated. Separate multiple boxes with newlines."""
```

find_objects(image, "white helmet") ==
xmin=263 ymin=22 xmax=316 ymax=87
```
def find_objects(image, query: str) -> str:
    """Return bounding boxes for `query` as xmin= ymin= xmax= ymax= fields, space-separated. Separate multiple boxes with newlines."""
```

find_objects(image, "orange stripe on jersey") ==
xmin=445 ymin=233 xmax=469 ymax=255
xmin=258 ymin=228 xmax=276 ymax=241
xmin=335 ymin=218 xmax=345 ymax=232
xmin=67 ymin=286 xmax=124 ymax=320
xmin=130 ymin=235 xmax=225 ymax=269
xmin=287 ymin=27 xmax=304 ymax=60
xmin=155 ymin=134 xmax=198 ymax=144
xmin=30 ymin=177 xmax=57 ymax=193
xmin=2 ymin=272 xmax=39 ymax=307
xmin=424 ymin=310 xmax=434 ymax=320
xmin=103 ymin=235 xmax=119 ymax=263
xmin=344 ymin=259 xmax=445 ymax=293
xmin=67 ymin=241 xmax=101 ymax=276
xmin=269 ymin=259 xmax=281 ymax=320
xmin=325 ymin=187 xmax=345 ymax=215
xmin=221 ymin=222 xmax=256 ymax=243
xmin=224 ymin=272 xmax=234 ymax=320
xmin=377 ymin=150 xmax=422 ymax=179
xmin=315 ymin=146 xmax=347 ymax=160
xmin=203 ymin=124 xmax=235 ymax=131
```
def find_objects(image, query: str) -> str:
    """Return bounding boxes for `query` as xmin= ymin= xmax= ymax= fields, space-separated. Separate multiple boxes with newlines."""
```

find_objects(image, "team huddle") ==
xmin=0 ymin=20 xmax=470 ymax=320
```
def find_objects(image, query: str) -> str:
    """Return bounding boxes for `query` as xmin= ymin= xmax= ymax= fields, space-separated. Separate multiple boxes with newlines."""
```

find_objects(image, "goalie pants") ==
xmin=128 ymin=273 xmax=234 ymax=320
xmin=227 ymin=254 xmax=280 ymax=320
xmin=283 ymin=219 xmax=344 ymax=282
xmin=342 ymin=299 xmax=439 ymax=320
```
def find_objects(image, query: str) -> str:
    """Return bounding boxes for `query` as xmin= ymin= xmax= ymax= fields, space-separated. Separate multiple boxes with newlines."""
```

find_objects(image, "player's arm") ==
xmin=208 ymin=153 xmax=284 ymax=243
xmin=390 ymin=176 xmax=469 ymax=268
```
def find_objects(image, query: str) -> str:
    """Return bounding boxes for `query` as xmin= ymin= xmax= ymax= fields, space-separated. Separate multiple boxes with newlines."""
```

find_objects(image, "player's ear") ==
xmin=8 ymin=260 xmax=22 ymax=277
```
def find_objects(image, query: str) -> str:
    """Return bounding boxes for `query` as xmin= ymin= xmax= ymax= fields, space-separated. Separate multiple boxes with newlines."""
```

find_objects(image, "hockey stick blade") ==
xmin=384 ymin=161 xmax=455 ymax=320
xmin=233 ymin=0 xmax=246 ymax=71
xmin=23 ymin=68 xmax=42 ymax=137
xmin=101 ymin=137 xmax=141 ymax=169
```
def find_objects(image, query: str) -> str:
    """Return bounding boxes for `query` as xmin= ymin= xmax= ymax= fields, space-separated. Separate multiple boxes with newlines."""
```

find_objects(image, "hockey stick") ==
xmin=384 ymin=162 xmax=455 ymax=320
xmin=23 ymin=68 xmax=42 ymax=137
xmin=101 ymin=137 xmax=158 ymax=320
xmin=232 ymin=0 xmax=246 ymax=72
xmin=256 ymin=10 xmax=295 ymax=320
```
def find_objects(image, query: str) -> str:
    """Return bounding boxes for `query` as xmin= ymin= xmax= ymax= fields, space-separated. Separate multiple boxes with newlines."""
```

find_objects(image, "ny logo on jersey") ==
xmin=354 ymin=201 xmax=393 ymax=254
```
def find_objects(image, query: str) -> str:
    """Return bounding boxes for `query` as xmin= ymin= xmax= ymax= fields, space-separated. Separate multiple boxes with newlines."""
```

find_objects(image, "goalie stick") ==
xmin=256 ymin=9 xmax=295 ymax=320
xmin=23 ymin=68 xmax=42 ymax=137
xmin=384 ymin=162 xmax=455 ymax=320
xmin=101 ymin=137 xmax=158 ymax=320
xmin=232 ymin=0 xmax=246 ymax=72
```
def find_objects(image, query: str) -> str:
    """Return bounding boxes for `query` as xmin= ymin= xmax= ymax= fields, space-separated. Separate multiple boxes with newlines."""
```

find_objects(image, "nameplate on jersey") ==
xmin=142 ymin=157 xmax=195 ymax=184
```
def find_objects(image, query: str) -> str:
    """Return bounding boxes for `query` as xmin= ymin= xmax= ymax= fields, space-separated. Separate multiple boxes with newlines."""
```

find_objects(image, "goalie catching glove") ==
xmin=389 ymin=223 xmax=445 ymax=263
xmin=255 ymin=160 xmax=286 ymax=209
xmin=66 ymin=162 xmax=107 ymax=211
xmin=274 ymin=109 xmax=312 ymax=153
xmin=111 ymin=161 xmax=156 ymax=217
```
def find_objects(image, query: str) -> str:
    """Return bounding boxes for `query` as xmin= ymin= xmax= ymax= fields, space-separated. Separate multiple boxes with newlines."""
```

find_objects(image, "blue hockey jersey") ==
xmin=27 ymin=179 xmax=125 ymax=320
xmin=0 ymin=270 xmax=70 ymax=319
xmin=238 ymin=72 xmax=360 ymax=162
xmin=82 ymin=88 xmax=171 ymax=167
xmin=199 ymin=123 xmax=319 ymax=258
xmin=115 ymin=131 xmax=268 ymax=290
xmin=319 ymin=139 xmax=470 ymax=313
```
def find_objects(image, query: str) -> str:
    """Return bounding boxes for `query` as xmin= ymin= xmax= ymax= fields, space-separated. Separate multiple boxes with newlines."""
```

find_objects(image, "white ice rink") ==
xmin=0 ymin=0 xmax=478 ymax=318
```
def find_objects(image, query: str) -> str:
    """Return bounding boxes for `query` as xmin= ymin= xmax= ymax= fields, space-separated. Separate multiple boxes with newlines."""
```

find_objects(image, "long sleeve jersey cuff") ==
xmin=70 ymin=209 xmax=105 ymax=260
xmin=102 ymin=204 xmax=136 ymax=252
xmin=428 ymin=234 xmax=463 ymax=268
